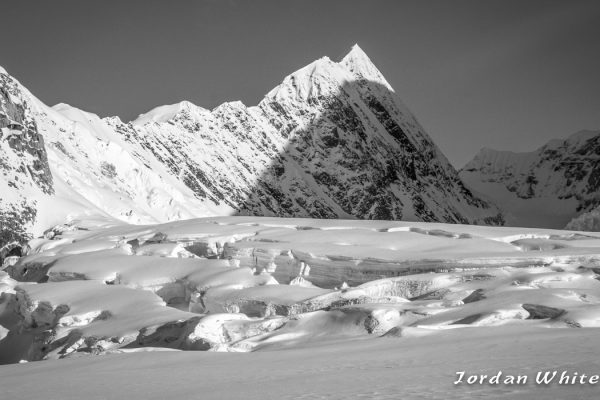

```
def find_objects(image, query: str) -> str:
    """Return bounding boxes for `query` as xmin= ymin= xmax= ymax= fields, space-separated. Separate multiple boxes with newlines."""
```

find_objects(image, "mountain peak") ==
xmin=346 ymin=44 xmax=369 ymax=60
xmin=52 ymin=102 xmax=103 ymax=122
xmin=566 ymin=129 xmax=599 ymax=143
xmin=262 ymin=56 xmax=348 ymax=103
xmin=0 ymin=65 xmax=7 ymax=75
xmin=52 ymin=102 xmax=81 ymax=112
xmin=132 ymin=100 xmax=208 ymax=126
xmin=340 ymin=44 xmax=391 ymax=89
xmin=212 ymin=100 xmax=247 ymax=114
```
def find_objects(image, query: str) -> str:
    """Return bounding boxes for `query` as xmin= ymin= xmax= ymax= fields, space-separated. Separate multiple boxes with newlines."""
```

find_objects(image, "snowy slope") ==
xmin=1 ymin=45 xmax=504 ymax=254
xmin=36 ymin=102 xmax=217 ymax=225
xmin=460 ymin=130 xmax=600 ymax=229
xmin=1 ymin=326 xmax=598 ymax=400
xmin=1 ymin=68 xmax=222 ymax=247
xmin=1 ymin=216 xmax=600 ymax=364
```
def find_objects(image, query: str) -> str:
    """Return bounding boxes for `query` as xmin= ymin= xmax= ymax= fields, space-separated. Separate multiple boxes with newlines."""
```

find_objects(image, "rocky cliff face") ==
xmin=460 ymin=130 xmax=600 ymax=229
xmin=0 ymin=45 xmax=504 ymax=252
xmin=0 ymin=69 xmax=53 ymax=249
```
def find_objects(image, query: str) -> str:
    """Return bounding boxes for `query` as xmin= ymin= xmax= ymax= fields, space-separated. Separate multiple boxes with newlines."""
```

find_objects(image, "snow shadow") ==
xmin=231 ymin=78 xmax=494 ymax=224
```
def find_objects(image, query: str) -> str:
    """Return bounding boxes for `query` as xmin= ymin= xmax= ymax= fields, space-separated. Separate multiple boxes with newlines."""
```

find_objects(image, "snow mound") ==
xmin=1 ymin=216 xmax=600 ymax=363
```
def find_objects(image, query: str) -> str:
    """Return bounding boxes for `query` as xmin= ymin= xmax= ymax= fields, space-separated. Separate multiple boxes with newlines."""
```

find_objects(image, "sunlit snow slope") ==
xmin=2 ymin=326 xmax=599 ymax=400
xmin=1 ymin=216 xmax=599 ymax=365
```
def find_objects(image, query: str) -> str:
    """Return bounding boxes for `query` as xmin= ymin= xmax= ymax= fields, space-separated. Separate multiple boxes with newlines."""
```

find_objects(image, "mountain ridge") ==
xmin=460 ymin=129 xmax=600 ymax=229
xmin=1 ymin=45 xmax=504 ymax=253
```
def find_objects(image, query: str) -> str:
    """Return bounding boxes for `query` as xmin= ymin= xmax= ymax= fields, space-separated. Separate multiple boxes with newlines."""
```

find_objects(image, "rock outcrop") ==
xmin=0 ymin=71 xmax=53 ymax=252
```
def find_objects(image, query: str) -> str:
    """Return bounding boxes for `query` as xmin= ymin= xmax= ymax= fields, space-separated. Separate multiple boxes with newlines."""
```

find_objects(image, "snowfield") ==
xmin=1 ymin=216 xmax=600 ymax=398
xmin=1 ymin=326 xmax=599 ymax=400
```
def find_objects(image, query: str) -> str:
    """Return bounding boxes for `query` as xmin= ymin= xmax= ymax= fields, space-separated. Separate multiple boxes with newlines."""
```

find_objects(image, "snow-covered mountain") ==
xmin=565 ymin=205 xmax=600 ymax=231
xmin=460 ymin=130 xmax=600 ymax=229
xmin=1 ymin=45 xmax=504 ymax=250
xmin=0 ymin=68 xmax=53 ymax=248
xmin=1 ymin=70 xmax=213 ymax=251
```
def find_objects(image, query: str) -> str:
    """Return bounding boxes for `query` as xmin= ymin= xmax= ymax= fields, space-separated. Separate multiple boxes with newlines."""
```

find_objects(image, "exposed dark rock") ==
xmin=462 ymin=289 xmax=486 ymax=304
xmin=126 ymin=238 xmax=140 ymax=251
xmin=6 ymin=257 xmax=58 ymax=282
xmin=452 ymin=314 xmax=483 ymax=325
xmin=381 ymin=326 xmax=403 ymax=337
xmin=563 ymin=319 xmax=582 ymax=328
xmin=522 ymin=304 xmax=566 ymax=320
xmin=145 ymin=232 xmax=168 ymax=244
xmin=132 ymin=317 xmax=203 ymax=350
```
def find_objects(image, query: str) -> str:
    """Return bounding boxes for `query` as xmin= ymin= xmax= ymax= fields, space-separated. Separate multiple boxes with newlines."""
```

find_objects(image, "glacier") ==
xmin=2 ymin=216 xmax=600 ymax=363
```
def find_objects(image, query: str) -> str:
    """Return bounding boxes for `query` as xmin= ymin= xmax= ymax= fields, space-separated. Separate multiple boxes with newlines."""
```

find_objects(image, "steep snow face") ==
xmin=116 ymin=45 xmax=503 ymax=224
xmin=1 ymin=45 xmax=504 ymax=252
xmin=340 ymin=44 xmax=393 ymax=89
xmin=461 ymin=130 xmax=600 ymax=229
xmin=38 ymin=102 xmax=216 ymax=225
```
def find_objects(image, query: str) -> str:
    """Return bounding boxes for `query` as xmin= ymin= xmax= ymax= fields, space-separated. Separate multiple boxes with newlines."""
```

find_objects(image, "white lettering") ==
xmin=454 ymin=371 xmax=465 ymax=385
xmin=536 ymin=371 xmax=557 ymax=384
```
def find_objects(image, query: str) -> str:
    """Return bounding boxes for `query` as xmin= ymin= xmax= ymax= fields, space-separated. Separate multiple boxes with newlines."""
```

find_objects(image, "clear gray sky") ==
xmin=1 ymin=0 xmax=599 ymax=167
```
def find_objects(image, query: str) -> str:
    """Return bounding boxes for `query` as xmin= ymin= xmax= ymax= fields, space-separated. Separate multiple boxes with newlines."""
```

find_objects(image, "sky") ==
xmin=1 ymin=0 xmax=599 ymax=167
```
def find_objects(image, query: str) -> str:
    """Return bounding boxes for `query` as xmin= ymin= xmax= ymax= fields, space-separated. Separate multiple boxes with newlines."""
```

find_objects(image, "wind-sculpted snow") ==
xmin=1 ymin=216 xmax=600 ymax=364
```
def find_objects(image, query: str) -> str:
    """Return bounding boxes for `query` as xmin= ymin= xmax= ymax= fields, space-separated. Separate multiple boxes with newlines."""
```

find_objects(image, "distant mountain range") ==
xmin=1 ymin=45 xmax=598 ymax=250
xmin=460 ymin=129 xmax=600 ymax=229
